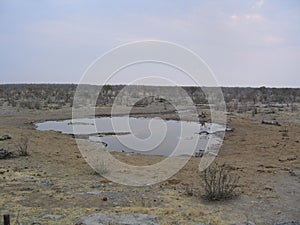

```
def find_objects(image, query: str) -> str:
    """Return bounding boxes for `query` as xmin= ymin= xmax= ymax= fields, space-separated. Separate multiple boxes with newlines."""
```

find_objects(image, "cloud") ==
xmin=229 ymin=13 xmax=264 ymax=23
xmin=244 ymin=14 xmax=264 ymax=22
xmin=230 ymin=14 xmax=238 ymax=22
xmin=254 ymin=0 xmax=265 ymax=9
xmin=263 ymin=35 xmax=283 ymax=44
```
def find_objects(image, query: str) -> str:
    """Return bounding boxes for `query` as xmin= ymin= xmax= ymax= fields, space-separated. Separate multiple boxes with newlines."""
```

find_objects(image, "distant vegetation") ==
xmin=0 ymin=84 xmax=76 ymax=110
xmin=0 ymin=84 xmax=299 ymax=112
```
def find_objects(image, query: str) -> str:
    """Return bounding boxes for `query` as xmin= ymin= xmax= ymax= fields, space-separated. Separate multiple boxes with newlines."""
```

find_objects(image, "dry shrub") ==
xmin=15 ymin=135 xmax=30 ymax=156
xmin=95 ymin=158 xmax=109 ymax=175
xmin=201 ymin=163 xmax=239 ymax=201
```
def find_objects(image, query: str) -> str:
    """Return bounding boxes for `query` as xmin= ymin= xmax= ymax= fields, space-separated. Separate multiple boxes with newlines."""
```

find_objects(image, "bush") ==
xmin=15 ymin=135 xmax=30 ymax=156
xmin=95 ymin=158 xmax=109 ymax=175
xmin=201 ymin=163 xmax=239 ymax=201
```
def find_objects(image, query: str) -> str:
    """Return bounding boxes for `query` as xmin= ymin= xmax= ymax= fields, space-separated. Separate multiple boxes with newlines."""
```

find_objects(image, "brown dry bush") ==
xmin=201 ymin=163 xmax=239 ymax=201
xmin=15 ymin=135 xmax=30 ymax=156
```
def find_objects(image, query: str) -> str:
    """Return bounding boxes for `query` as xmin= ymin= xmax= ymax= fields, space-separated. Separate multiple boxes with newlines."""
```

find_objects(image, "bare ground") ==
xmin=0 ymin=106 xmax=299 ymax=225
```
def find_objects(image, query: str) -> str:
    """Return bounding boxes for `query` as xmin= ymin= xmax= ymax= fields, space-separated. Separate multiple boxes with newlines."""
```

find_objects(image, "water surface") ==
xmin=35 ymin=116 xmax=225 ymax=156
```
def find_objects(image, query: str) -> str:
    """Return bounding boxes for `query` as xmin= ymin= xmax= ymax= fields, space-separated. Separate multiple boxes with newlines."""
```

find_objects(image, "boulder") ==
xmin=79 ymin=213 xmax=160 ymax=225
xmin=0 ymin=148 xmax=13 ymax=159
xmin=0 ymin=134 xmax=11 ymax=141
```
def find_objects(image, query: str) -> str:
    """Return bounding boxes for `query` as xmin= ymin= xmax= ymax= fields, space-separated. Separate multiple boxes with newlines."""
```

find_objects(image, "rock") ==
xmin=17 ymin=177 xmax=36 ymax=182
xmin=80 ymin=213 xmax=160 ymax=225
xmin=264 ymin=186 xmax=273 ymax=191
xmin=273 ymin=222 xmax=300 ymax=225
xmin=62 ymin=185 xmax=72 ymax=191
xmin=0 ymin=148 xmax=13 ymax=159
xmin=40 ymin=180 xmax=54 ymax=187
xmin=0 ymin=134 xmax=11 ymax=141
xmin=229 ymin=222 xmax=256 ymax=225
xmin=20 ymin=187 xmax=34 ymax=191
xmin=289 ymin=170 xmax=297 ymax=176
xmin=279 ymin=155 xmax=297 ymax=162
xmin=86 ymin=191 xmax=101 ymax=195
xmin=262 ymin=119 xmax=280 ymax=126
xmin=76 ymin=191 xmax=101 ymax=195
xmin=42 ymin=214 xmax=63 ymax=220
xmin=0 ymin=169 xmax=7 ymax=174
xmin=225 ymin=127 xmax=235 ymax=132
xmin=90 ymin=183 xmax=105 ymax=188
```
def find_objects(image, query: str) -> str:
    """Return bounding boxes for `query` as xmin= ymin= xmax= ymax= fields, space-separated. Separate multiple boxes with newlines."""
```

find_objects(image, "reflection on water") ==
xmin=35 ymin=117 xmax=225 ymax=156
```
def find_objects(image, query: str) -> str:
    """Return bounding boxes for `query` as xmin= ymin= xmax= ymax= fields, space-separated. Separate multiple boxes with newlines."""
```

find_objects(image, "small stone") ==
xmin=289 ymin=170 xmax=297 ymax=176
xmin=264 ymin=186 xmax=273 ymax=191
xmin=20 ymin=187 xmax=34 ymax=191
xmin=31 ymin=222 xmax=42 ymax=225
xmin=40 ymin=180 xmax=54 ymax=187
xmin=86 ymin=191 xmax=101 ymax=195
xmin=90 ymin=183 xmax=105 ymax=188
xmin=62 ymin=185 xmax=71 ymax=191
xmin=102 ymin=196 xmax=108 ymax=201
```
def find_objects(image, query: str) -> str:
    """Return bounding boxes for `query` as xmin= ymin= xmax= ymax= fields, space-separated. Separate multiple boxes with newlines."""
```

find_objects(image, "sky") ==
xmin=0 ymin=0 xmax=299 ymax=87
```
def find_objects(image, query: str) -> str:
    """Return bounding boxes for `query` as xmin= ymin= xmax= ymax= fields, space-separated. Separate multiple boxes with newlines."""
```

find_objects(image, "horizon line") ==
xmin=0 ymin=82 xmax=300 ymax=89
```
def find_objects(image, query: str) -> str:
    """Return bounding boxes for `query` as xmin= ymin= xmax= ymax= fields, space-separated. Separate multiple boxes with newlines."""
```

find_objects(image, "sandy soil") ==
xmin=0 ymin=106 xmax=299 ymax=225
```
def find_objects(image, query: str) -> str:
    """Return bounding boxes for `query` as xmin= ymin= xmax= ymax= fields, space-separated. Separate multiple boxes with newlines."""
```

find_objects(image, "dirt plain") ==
xmin=0 ymin=105 xmax=299 ymax=225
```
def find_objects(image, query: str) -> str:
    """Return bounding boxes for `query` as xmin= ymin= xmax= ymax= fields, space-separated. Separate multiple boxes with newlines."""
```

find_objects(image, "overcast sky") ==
xmin=0 ymin=0 xmax=299 ymax=87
